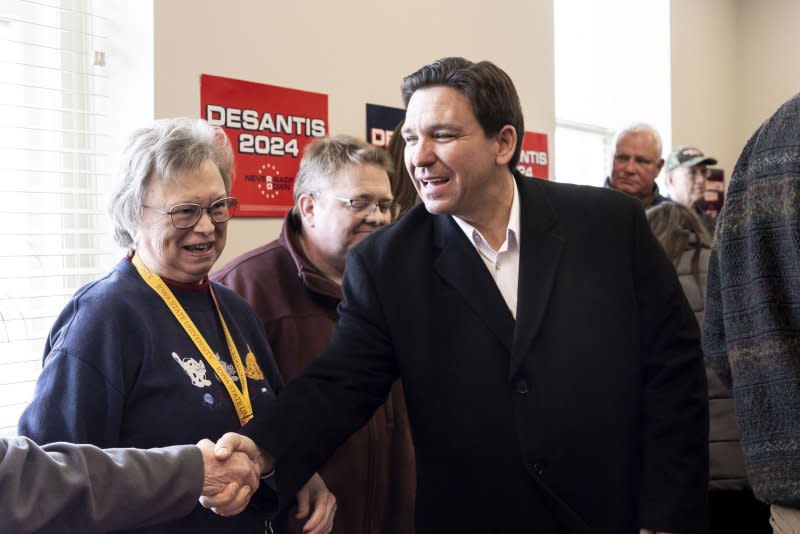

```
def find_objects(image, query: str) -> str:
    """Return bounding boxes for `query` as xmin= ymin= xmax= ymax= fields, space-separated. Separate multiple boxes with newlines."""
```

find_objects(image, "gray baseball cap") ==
xmin=666 ymin=146 xmax=718 ymax=171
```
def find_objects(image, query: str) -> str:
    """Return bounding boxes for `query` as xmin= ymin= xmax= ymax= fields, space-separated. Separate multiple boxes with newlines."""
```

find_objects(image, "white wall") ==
xmin=670 ymin=0 xmax=800 ymax=179
xmin=153 ymin=0 xmax=555 ymax=266
xmin=153 ymin=0 xmax=800 ymax=263
xmin=736 ymin=0 xmax=800 ymax=142
xmin=670 ymin=0 xmax=739 ymax=174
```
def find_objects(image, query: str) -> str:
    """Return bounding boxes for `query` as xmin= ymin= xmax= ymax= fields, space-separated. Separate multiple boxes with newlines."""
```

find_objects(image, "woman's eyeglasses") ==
xmin=143 ymin=196 xmax=239 ymax=229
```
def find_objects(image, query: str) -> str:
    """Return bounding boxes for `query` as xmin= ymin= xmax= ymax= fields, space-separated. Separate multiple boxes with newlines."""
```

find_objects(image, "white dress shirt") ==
xmin=452 ymin=180 xmax=521 ymax=318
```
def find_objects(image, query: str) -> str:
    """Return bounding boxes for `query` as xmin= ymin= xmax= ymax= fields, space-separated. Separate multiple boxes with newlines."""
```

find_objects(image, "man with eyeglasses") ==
xmin=606 ymin=123 xmax=668 ymax=208
xmin=664 ymin=146 xmax=719 ymax=233
xmin=212 ymin=134 xmax=416 ymax=534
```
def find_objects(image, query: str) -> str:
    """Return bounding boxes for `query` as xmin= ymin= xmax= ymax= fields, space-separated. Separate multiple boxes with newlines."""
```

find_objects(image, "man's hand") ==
xmin=295 ymin=473 xmax=336 ymax=534
xmin=196 ymin=438 xmax=260 ymax=516
xmin=213 ymin=431 xmax=275 ymax=476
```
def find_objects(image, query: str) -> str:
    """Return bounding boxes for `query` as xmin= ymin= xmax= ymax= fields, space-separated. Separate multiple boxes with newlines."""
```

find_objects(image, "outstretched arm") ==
xmin=1 ymin=437 xmax=204 ymax=534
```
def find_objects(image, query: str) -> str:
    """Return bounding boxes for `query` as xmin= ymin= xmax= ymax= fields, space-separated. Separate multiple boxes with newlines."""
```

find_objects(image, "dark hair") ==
xmin=646 ymin=202 xmax=712 ymax=294
xmin=401 ymin=57 xmax=525 ymax=171
xmin=385 ymin=120 xmax=420 ymax=218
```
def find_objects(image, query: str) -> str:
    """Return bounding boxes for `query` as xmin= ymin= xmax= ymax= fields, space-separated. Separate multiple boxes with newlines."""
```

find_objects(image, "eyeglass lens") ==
xmin=346 ymin=198 xmax=396 ymax=214
xmin=170 ymin=198 xmax=237 ymax=228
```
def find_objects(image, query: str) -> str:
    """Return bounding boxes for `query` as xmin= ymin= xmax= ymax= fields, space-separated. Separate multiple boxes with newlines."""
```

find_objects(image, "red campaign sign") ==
xmin=200 ymin=74 xmax=328 ymax=217
xmin=517 ymin=131 xmax=549 ymax=180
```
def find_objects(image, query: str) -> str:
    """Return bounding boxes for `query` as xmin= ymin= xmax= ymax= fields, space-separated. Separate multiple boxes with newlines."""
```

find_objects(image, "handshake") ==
xmin=196 ymin=433 xmax=336 ymax=534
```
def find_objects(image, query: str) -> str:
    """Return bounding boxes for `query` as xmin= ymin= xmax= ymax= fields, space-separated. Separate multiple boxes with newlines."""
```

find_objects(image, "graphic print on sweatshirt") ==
xmin=171 ymin=351 xmax=213 ymax=387
xmin=170 ymin=345 xmax=270 ymax=411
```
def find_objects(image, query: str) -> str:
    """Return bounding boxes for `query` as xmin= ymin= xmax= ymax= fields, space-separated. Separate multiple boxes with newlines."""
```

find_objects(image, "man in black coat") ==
xmin=234 ymin=57 xmax=709 ymax=534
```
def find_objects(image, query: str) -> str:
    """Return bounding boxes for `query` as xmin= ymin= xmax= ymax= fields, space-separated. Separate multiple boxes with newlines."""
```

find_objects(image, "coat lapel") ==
xmin=433 ymin=214 xmax=514 ymax=352
xmin=510 ymin=177 xmax=565 ymax=378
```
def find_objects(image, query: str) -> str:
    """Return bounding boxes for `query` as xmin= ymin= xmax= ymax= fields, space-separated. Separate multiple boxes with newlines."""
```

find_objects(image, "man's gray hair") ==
xmin=291 ymin=135 xmax=392 ymax=216
xmin=614 ymin=123 xmax=663 ymax=158
xmin=108 ymin=118 xmax=234 ymax=248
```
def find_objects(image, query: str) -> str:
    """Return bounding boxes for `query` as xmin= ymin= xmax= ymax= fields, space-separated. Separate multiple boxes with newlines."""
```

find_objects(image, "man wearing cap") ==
xmin=665 ymin=146 xmax=718 ymax=232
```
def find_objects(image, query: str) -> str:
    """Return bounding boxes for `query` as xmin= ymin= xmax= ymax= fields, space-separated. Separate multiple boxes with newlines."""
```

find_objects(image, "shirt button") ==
xmin=495 ymin=263 xmax=501 ymax=270
xmin=515 ymin=378 xmax=529 ymax=394
xmin=531 ymin=463 xmax=544 ymax=476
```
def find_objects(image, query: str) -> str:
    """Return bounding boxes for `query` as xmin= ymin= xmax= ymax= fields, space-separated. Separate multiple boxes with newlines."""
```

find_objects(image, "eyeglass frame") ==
xmin=310 ymin=192 xmax=399 ymax=218
xmin=333 ymin=195 xmax=399 ymax=216
xmin=142 ymin=196 xmax=239 ymax=229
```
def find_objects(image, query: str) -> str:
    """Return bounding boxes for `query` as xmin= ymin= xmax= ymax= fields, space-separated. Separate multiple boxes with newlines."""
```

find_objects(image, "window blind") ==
xmin=0 ymin=0 xmax=118 ymax=436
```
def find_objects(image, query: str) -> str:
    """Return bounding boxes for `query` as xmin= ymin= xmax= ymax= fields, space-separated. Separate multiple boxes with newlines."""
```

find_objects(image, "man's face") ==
xmin=304 ymin=163 xmax=393 ymax=269
xmin=610 ymin=132 xmax=664 ymax=201
xmin=666 ymin=165 xmax=708 ymax=208
xmin=402 ymin=86 xmax=506 ymax=223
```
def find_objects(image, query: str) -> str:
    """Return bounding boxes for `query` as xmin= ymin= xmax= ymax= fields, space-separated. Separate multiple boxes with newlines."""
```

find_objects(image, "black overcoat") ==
xmin=250 ymin=175 xmax=708 ymax=533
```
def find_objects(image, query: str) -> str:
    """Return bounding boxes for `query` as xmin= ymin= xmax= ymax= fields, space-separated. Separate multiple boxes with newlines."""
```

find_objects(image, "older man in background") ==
xmin=213 ymin=135 xmax=415 ymax=534
xmin=605 ymin=123 xmax=667 ymax=208
xmin=664 ymin=146 xmax=718 ymax=233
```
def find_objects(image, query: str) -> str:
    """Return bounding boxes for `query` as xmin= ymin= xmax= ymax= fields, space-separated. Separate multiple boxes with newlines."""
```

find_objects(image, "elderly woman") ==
xmin=18 ymin=118 xmax=335 ymax=534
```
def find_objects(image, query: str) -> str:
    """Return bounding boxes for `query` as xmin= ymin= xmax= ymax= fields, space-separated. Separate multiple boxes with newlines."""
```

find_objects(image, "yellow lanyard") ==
xmin=132 ymin=254 xmax=253 ymax=426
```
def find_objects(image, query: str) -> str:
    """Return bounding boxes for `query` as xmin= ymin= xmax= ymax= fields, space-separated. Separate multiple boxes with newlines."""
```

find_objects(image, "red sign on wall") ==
xmin=200 ymin=74 xmax=328 ymax=217
xmin=517 ymin=131 xmax=549 ymax=180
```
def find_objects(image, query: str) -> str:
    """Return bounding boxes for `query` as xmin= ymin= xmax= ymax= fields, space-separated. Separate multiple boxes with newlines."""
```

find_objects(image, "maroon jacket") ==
xmin=212 ymin=214 xmax=415 ymax=534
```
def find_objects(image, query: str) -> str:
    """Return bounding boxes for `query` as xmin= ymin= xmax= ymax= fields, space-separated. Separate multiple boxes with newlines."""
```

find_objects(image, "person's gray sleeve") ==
xmin=0 ymin=437 xmax=203 ymax=534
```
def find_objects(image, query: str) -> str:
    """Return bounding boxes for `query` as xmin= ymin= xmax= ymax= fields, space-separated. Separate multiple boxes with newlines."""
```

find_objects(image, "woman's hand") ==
xmin=295 ymin=473 xmax=336 ymax=534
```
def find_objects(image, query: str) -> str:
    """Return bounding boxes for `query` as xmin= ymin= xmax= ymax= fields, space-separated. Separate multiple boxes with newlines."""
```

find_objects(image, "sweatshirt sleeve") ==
xmin=18 ymin=347 xmax=126 ymax=447
xmin=17 ymin=294 xmax=131 ymax=447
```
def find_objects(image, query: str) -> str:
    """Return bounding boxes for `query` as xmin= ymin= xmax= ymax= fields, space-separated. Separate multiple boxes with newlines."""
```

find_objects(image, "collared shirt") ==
xmin=453 ymin=179 xmax=521 ymax=318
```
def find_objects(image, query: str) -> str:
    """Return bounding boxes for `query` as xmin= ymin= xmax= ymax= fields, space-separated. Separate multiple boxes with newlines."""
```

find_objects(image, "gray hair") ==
xmin=108 ymin=118 xmax=234 ymax=247
xmin=614 ymin=123 xmax=663 ymax=159
xmin=291 ymin=134 xmax=392 ymax=216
